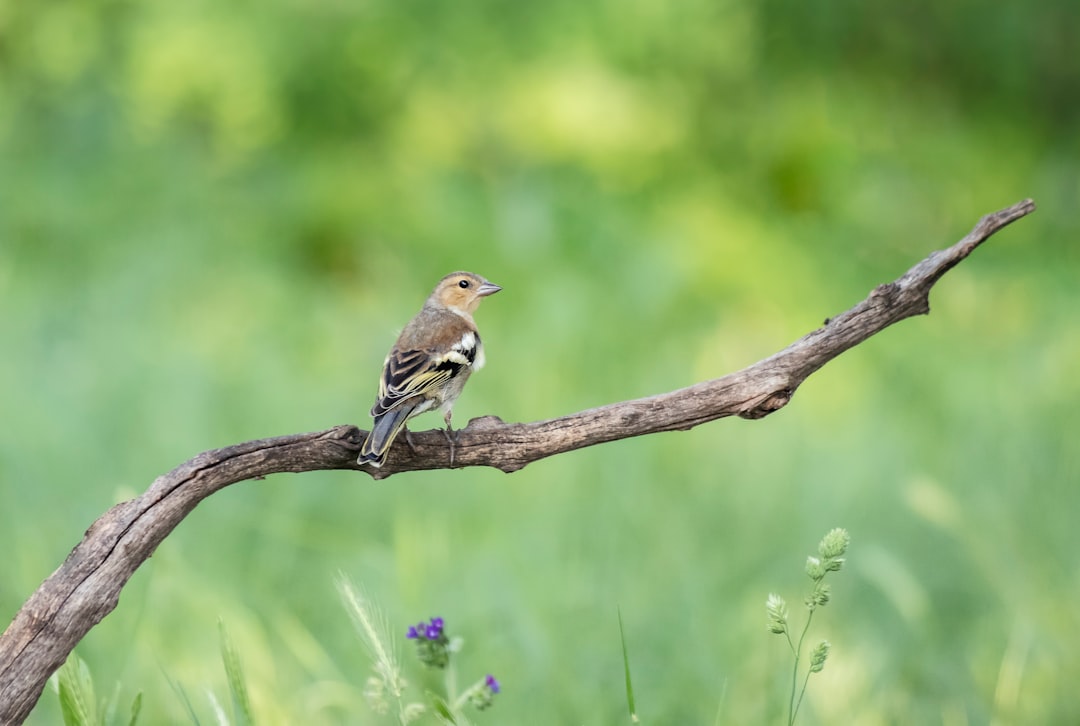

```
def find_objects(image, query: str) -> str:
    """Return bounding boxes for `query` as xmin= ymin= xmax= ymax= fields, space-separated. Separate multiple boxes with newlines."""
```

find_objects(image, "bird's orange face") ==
xmin=435 ymin=272 xmax=502 ymax=314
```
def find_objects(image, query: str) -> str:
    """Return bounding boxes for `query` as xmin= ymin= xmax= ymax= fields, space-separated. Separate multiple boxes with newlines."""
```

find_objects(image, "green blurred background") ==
xmin=2 ymin=0 xmax=1078 ymax=722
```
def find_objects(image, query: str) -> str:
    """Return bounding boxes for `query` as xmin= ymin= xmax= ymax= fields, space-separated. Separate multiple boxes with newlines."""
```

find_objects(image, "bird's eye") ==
xmin=458 ymin=279 xmax=470 ymax=289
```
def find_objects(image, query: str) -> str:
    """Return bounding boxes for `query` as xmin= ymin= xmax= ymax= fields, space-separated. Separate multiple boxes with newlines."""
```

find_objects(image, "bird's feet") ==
xmin=403 ymin=425 xmax=419 ymax=454
xmin=443 ymin=412 xmax=458 ymax=466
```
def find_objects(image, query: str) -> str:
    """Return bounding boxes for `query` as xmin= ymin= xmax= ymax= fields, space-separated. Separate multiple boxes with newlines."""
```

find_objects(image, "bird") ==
xmin=358 ymin=271 xmax=502 ymax=468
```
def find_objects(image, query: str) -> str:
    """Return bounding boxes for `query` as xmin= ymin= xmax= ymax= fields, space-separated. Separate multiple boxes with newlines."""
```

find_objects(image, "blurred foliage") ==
xmin=1 ymin=0 xmax=1078 ymax=723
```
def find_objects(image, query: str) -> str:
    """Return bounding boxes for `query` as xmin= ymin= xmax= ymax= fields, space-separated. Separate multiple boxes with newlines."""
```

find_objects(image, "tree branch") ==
xmin=0 ymin=199 xmax=1035 ymax=723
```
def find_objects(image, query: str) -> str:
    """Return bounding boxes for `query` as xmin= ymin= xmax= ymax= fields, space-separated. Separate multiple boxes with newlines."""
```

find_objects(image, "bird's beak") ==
xmin=477 ymin=280 xmax=502 ymax=297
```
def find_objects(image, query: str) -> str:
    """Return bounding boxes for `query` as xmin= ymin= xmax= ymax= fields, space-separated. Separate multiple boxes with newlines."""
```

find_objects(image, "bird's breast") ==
xmin=473 ymin=339 xmax=486 ymax=371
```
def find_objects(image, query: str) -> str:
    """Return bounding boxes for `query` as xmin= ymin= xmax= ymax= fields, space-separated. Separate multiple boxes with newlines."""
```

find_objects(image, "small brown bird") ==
xmin=358 ymin=271 xmax=502 ymax=467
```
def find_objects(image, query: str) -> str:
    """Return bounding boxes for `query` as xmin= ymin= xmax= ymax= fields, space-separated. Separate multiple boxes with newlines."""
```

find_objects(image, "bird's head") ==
xmin=432 ymin=271 xmax=502 ymax=314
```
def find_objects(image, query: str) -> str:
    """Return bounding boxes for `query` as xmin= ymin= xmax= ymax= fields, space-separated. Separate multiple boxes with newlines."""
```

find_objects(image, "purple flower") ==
xmin=406 ymin=615 xmax=451 ymax=669
xmin=485 ymin=674 xmax=500 ymax=694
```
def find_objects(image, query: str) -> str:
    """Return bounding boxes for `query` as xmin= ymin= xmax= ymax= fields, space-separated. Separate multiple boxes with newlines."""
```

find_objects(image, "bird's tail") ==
xmin=358 ymin=404 xmax=415 ymax=467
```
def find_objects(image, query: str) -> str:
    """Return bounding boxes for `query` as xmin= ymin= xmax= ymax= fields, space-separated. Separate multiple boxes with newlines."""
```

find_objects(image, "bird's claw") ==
xmin=403 ymin=425 xmax=418 ymax=454
xmin=443 ymin=426 xmax=460 ymax=466
xmin=443 ymin=411 xmax=459 ymax=466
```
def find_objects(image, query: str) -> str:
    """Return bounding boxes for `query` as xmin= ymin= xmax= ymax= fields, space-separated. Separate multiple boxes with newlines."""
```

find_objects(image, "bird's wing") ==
xmin=371 ymin=333 xmax=479 ymax=416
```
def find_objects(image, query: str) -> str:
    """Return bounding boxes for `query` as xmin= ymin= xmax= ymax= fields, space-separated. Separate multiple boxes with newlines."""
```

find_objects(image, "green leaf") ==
xmin=429 ymin=693 xmax=456 ymax=724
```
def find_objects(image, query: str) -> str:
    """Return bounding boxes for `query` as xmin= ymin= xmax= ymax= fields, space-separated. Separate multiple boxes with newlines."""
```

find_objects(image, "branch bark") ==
xmin=0 ymin=199 xmax=1035 ymax=723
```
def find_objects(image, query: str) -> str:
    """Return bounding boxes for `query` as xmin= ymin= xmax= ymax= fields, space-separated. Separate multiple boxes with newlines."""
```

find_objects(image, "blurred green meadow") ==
xmin=2 ymin=0 xmax=1079 ymax=722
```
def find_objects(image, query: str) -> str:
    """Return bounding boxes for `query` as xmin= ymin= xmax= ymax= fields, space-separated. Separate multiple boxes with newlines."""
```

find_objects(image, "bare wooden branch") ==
xmin=0 ymin=199 xmax=1035 ymax=723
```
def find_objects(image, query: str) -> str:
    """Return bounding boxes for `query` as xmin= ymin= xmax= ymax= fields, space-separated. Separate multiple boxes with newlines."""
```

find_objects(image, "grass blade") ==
xmin=336 ymin=575 xmax=402 ymax=697
xmin=618 ymin=607 xmax=639 ymax=723
xmin=162 ymin=666 xmax=202 ymax=725
xmin=219 ymin=620 xmax=254 ymax=726
xmin=58 ymin=654 xmax=98 ymax=726
xmin=127 ymin=692 xmax=143 ymax=726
